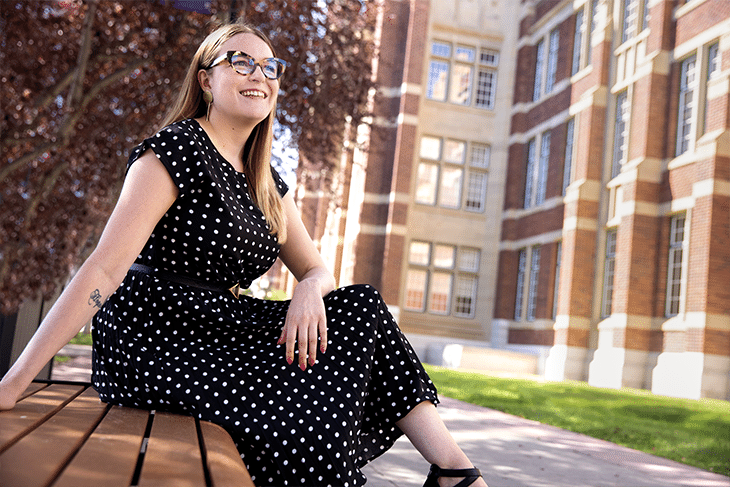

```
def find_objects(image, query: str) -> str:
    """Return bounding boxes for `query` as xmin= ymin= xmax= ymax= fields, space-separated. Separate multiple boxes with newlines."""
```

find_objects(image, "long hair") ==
xmin=160 ymin=21 xmax=287 ymax=243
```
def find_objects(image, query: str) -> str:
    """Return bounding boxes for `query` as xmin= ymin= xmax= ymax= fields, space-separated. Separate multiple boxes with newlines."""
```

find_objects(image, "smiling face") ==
xmin=198 ymin=33 xmax=279 ymax=128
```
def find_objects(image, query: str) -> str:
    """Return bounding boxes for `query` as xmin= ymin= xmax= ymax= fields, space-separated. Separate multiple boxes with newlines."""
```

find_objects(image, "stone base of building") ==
xmin=544 ymin=345 xmax=592 ymax=382
xmin=652 ymin=352 xmax=730 ymax=400
xmin=588 ymin=347 xmax=659 ymax=391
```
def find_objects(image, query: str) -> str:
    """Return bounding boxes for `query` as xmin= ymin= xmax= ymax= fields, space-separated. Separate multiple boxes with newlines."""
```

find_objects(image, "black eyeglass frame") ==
xmin=207 ymin=50 xmax=288 ymax=80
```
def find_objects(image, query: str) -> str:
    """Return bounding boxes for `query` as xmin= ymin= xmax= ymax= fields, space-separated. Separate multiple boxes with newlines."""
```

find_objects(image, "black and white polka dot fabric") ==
xmin=91 ymin=119 xmax=439 ymax=486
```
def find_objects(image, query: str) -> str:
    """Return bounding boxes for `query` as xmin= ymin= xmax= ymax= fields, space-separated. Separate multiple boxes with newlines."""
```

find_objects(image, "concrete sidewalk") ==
xmin=362 ymin=397 xmax=729 ymax=487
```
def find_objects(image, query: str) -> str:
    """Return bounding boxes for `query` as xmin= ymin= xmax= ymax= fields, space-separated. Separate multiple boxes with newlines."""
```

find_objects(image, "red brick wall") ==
xmin=675 ymin=0 xmax=730 ymax=46
xmin=494 ymin=249 xmax=519 ymax=320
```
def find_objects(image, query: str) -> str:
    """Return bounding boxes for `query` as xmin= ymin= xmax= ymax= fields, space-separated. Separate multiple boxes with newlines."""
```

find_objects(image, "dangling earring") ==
xmin=203 ymin=90 xmax=214 ymax=121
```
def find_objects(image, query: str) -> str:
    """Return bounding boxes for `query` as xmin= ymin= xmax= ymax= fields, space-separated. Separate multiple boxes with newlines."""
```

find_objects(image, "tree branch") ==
xmin=0 ymin=56 xmax=153 ymax=185
xmin=66 ymin=0 xmax=99 ymax=109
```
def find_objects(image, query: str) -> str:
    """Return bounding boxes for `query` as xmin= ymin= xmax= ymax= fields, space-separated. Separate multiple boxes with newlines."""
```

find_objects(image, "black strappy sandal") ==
xmin=423 ymin=464 xmax=483 ymax=487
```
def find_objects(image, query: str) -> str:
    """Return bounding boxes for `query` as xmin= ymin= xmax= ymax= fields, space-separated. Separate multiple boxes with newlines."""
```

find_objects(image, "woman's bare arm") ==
xmin=277 ymin=192 xmax=336 ymax=371
xmin=0 ymin=152 xmax=177 ymax=409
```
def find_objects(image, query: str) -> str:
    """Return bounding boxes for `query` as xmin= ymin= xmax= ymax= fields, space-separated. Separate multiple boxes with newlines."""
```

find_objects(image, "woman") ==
xmin=0 ymin=21 xmax=487 ymax=487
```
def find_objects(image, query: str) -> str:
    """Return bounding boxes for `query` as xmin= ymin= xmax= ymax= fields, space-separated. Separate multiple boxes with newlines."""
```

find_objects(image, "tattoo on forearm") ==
xmin=88 ymin=289 xmax=104 ymax=309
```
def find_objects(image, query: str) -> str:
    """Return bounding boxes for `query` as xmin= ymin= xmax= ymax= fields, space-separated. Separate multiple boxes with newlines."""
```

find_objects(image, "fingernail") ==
xmin=300 ymin=363 xmax=306 ymax=371
xmin=309 ymin=358 xmax=316 ymax=366
xmin=287 ymin=356 xmax=293 ymax=365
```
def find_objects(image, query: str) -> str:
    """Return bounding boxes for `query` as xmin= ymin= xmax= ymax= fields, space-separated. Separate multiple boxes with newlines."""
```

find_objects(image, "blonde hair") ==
xmin=160 ymin=21 xmax=287 ymax=243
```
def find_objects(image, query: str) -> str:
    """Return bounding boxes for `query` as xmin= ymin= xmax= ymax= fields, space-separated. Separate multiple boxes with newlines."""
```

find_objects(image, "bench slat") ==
xmin=0 ymin=387 xmax=107 ymax=487
xmin=18 ymin=381 xmax=48 ymax=400
xmin=199 ymin=419 xmax=255 ymax=487
xmin=138 ymin=411 xmax=206 ymax=487
xmin=52 ymin=405 xmax=150 ymax=487
xmin=0 ymin=383 xmax=84 ymax=454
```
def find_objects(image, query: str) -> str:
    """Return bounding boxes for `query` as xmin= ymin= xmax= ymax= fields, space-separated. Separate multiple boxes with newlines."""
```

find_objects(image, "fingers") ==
xmin=279 ymin=318 xmax=327 ymax=371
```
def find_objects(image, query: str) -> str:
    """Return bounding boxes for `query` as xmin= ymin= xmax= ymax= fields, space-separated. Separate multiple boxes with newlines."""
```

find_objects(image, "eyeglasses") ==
xmin=207 ymin=50 xmax=288 ymax=80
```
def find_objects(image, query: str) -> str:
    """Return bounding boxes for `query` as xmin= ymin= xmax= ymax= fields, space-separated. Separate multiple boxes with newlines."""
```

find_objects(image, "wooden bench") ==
xmin=0 ymin=381 xmax=255 ymax=487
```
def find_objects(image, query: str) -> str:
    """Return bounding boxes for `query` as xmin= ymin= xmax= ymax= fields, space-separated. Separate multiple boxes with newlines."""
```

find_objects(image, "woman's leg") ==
xmin=396 ymin=401 xmax=489 ymax=487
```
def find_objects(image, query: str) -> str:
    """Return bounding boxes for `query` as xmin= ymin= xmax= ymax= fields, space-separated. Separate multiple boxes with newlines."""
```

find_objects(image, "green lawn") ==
xmin=424 ymin=365 xmax=730 ymax=477
xmin=69 ymin=331 xmax=93 ymax=346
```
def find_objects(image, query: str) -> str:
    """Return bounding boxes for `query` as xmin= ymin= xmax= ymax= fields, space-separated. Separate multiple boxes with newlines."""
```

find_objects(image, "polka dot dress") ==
xmin=91 ymin=119 xmax=439 ymax=486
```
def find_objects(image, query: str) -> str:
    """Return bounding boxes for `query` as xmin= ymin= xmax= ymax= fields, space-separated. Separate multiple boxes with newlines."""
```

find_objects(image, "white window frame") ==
xmin=427 ymin=40 xmax=499 ymax=110
xmin=526 ymin=245 xmax=541 ymax=322
xmin=612 ymin=90 xmax=630 ymax=177
xmin=553 ymin=242 xmax=562 ymax=319
xmin=601 ymin=229 xmax=618 ymax=318
xmin=572 ymin=2 xmax=597 ymax=75
xmin=621 ymin=0 xmax=650 ymax=44
xmin=702 ymin=42 xmax=721 ymax=136
xmin=405 ymin=242 xmax=480 ymax=318
xmin=533 ymin=38 xmax=545 ymax=101
xmin=545 ymin=29 xmax=560 ymax=94
xmin=572 ymin=8 xmax=585 ymax=76
xmin=515 ymin=249 xmax=527 ymax=320
xmin=417 ymin=136 xmax=489 ymax=212
xmin=563 ymin=117 xmax=576 ymax=194
xmin=427 ymin=41 xmax=451 ymax=101
xmin=524 ymin=132 xmax=550 ymax=208
xmin=666 ymin=213 xmax=689 ymax=317
xmin=676 ymin=55 xmax=698 ymax=156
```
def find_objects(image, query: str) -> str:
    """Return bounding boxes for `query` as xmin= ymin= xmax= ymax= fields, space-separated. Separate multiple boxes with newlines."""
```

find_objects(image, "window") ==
xmin=450 ymin=46 xmax=474 ymax=105
xmin=515 ymin=246 xmax=542 ymax=322
xmin=572 ymin=2 xmax=597 ymax=75
xmin=466 ymin=143 xmax=490 ymax=212
xmin=416 ymin=136 xmax=489 ymax=212
xmin=572 ymin=9 xmax=585 ymax=75
xmin=703 ymin=42 xmax=720 ymax=135
xmin=514 ymin=249 xmax=527 ymax=320
xmin=405 ymin=269 xmax=428 ymax=311
xmin=563 ymin=117 xmax=576 ymax=194
xmin=526 ymin=245 xmax=541 ymax=321
xmin=666 ymin=213 xmax=688 ymax=316
xmin=475 ymin=48 xmax=499 ymax=109
xmin=455 ymin=247 xmax=480 ymax=318
xmin=612 ymin=91 xmax=629 ymax=177
xmin=545 ymin=29 xmax=559 ymax=93
xmin=454 ymin=276 xmax=478 ymax=317
xmin=405 ymin=241 xmax=480 ymax=317
xmin=465 ymin=172 xmax=488 ymax=211
xmin=553 ymin=242 xmax=562 ymax=319
xmin=524 ymin=132 xmax=550 ymax=208
xmin=476 ymin=70 xmax=497 ymax=109
xmin=427 ymin=42 xmax=450 ymax=101
xmin=677 ymin=55 xmax=697 ymax=155
xmin=524 ymin=138 xmax=536 ymax=208
xmin=533 ymin=38 xmax=545 ymax=101
xmin=416 ymin=163 xmax=438 ymax=205
xmin=438 ymin=167 xmax=463 ymax=208
xmin=677 ymin=43 xmax=722 ymax=153
xmin=601 ymin=229 xmax=617 ymax=317
xmin=621 ymin=0 xmax=650 ymax=43
xmin=622 ymin=0 xmax=638 ymax=43
xmin=589 ymin=0 xmax=599 ymax=65
xmin=427 ymin=41 xmax=498 ymax=110
xmin=537 ymin=132 xmax=550 ymax=205
xmin=534 ymin=30 xmax=559 ymax=100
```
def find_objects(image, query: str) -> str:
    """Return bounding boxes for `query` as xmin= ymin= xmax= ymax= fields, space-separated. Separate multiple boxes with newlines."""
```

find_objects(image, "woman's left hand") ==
xmin=278 ymin=278 xmax=328 ymax=370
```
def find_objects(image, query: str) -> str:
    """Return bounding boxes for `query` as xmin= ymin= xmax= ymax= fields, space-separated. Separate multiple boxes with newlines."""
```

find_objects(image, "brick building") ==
xmin=290 ymin=0 xmax=729 ymax=400
xmin=290 ymin=0 xmax=520 ymax=347
xmin=495 ymin=0 xmax=730 ymax=400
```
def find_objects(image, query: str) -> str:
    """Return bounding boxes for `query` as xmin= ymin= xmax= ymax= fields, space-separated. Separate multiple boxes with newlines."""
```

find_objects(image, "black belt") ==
xmin=129 ymin=263 xmax=242 ymax=298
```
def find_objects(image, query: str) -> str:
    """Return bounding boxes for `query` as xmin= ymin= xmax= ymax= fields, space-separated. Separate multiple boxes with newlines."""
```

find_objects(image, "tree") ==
xmin=0 ymin=0 xmax=377 ymax=313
